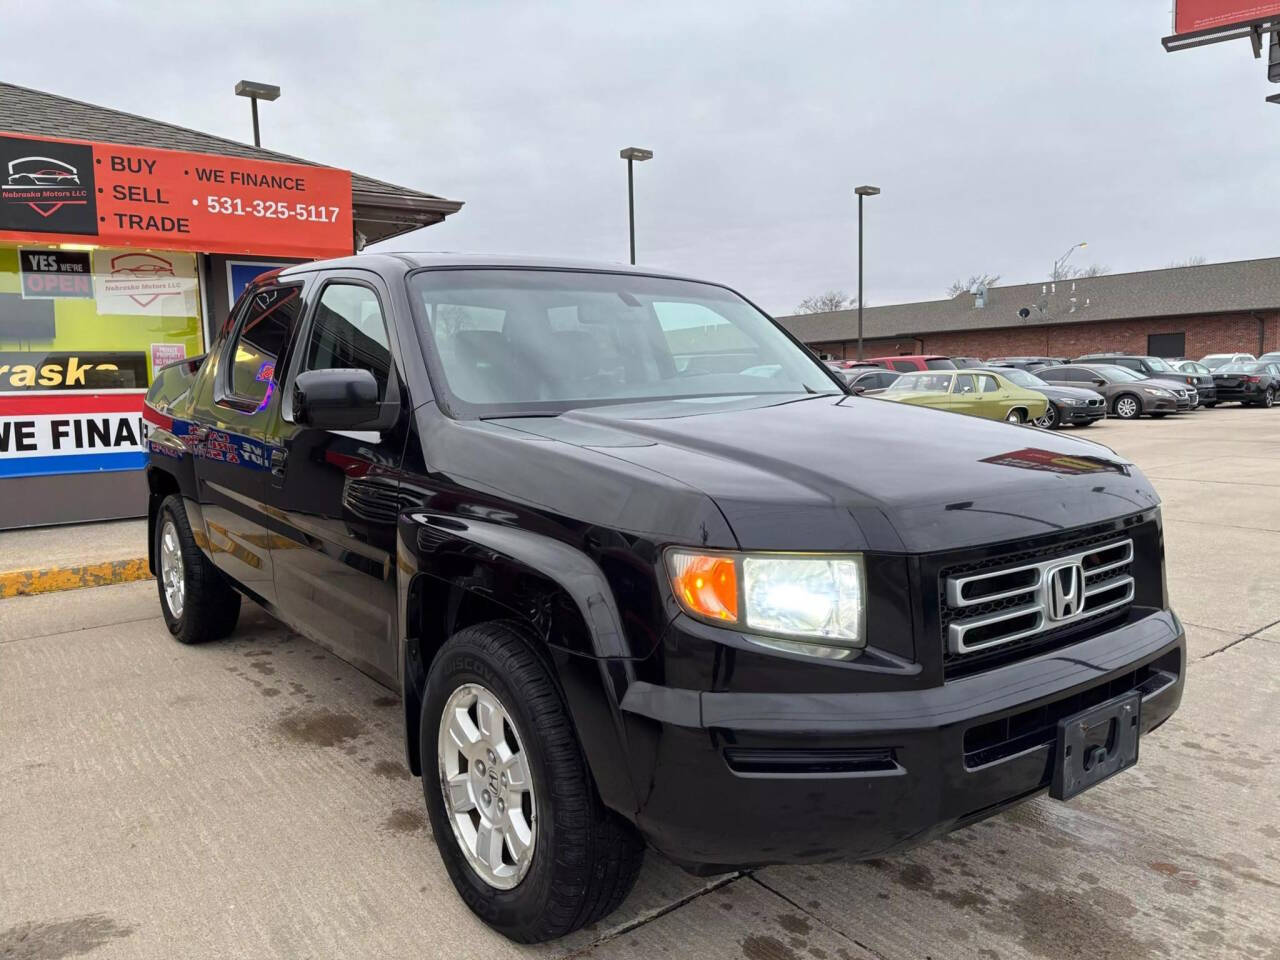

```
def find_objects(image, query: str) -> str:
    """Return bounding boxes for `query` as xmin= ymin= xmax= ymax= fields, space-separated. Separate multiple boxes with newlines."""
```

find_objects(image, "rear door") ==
xmin=266 ymin=272 xmax=408 ymax=684
xmin=192 ymin=282 xmax=306 ymax=606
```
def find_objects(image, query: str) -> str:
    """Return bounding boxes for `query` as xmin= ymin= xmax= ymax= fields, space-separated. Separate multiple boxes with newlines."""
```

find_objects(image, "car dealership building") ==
xmin=0 ymin=82 xmax=461 ymax=528
xmin=779 ymin=257 xmax=1280 ymax=364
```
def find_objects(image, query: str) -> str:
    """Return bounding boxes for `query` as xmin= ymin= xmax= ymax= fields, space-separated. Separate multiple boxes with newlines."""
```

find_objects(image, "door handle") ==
xmin=270 ymin=448 xmax=288 ymax=478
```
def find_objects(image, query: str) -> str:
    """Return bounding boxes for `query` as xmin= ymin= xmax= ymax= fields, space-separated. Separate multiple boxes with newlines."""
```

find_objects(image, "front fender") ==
xmin=397 ymin=511 xmax=660 ymax=818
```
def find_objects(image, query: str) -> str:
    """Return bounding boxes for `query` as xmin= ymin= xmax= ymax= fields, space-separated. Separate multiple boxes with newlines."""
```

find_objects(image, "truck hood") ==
xmin=492 ymin=394 xmax=1158 ymax=553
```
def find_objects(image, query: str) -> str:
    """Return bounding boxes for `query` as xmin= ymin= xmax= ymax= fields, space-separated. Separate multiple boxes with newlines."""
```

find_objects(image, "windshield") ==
xmin=1090 ymin=364 xmax=1143 ymax=382
xmin=408 ymin=269 xmax=840 ymax=415
xmin=1218 ymin=362 xmax=1262 ymax=374
xmin=885 ymin=372 xmax=952 ymax=393
xmin=1144 ymin=356 xmax=1175 ymax=372
xmin=997 ymin=368 xmax=1046 ymax=388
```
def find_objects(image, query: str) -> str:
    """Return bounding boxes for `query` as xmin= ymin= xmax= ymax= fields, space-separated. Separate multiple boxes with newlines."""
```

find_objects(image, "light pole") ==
xmin=854 ymin=185 xmax=880 ymax=360
xmin=235 ymin=80 xmax=281 ymax=148
xmin=619 ymin=147 xmax=653 ymax=264
xmin=1052 ymin=241 xmax=1087 ymax=280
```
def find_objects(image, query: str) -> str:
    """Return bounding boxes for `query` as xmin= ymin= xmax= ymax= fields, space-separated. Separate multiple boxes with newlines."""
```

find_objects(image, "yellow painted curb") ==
xmin=0 ymin=557 xmax=152 ymax=599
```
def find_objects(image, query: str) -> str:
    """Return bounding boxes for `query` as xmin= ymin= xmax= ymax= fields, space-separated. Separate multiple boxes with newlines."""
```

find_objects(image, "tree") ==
xmin=1166 ymin=256 xmax=1206 ymax=268
xmin=947 ymin=273 xmax=1001 ymax=297
xmin=1051 ymin=263 xmax=1110 ymax=280
xmin=795 ymin=290 xmax=855 ymax=314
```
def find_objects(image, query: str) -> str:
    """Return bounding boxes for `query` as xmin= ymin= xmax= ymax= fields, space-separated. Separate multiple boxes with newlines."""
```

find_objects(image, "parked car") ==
xmin=972 ymin=366 xmax=1106 ymax=429
xmin=1210 ymin=361 xmax=1280 ymax=407
xmin=951 ymin=356 xmax=983 ymax=368
xmin=1038 ymin=363 xmax=1182 ymax=419
xmin=986 ymin=356 xmax=1066 ymax=372
xmin=845 ymin=367 xmax=899 ymax=395
xmin=1258 ymin=351 xmax=1280 ymax=364
xmin=866 ymin=354 xmax=957 ymax=372
xmin=1200 ymin=352 xmax=1256 ymax=370
xmin=1172 ymin=360 xmax=1218 ymax=406
xmin=880 ymin=369 xmax=1049 ymax=423
xmin=1074 ymin=354 xmax=1215 ymax=407
xmin=142 ymin=254 xmax=1184 ymax=942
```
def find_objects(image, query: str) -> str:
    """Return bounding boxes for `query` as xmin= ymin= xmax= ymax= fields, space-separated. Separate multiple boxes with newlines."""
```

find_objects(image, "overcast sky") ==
xmin=7 ymin=1 xmax=1279 ymax=313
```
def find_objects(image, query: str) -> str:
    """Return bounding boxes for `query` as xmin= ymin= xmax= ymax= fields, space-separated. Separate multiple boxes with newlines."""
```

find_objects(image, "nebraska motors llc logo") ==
xmin=0 ymin=135 xmax=97 ymax=235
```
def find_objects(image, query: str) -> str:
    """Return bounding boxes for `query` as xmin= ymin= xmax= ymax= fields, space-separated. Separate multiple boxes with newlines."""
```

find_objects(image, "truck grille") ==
xmin=938 ymin=526 xmax=1140 ymax=676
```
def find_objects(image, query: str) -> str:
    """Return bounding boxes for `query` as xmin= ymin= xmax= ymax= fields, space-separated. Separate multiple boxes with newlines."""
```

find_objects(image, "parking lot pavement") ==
xmin=2 ymin=407 xmax=1278 ymax=959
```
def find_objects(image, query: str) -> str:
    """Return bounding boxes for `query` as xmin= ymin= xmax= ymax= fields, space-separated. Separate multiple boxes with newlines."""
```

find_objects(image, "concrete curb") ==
xmin=0 ymin=557 xmax=152 ymax=599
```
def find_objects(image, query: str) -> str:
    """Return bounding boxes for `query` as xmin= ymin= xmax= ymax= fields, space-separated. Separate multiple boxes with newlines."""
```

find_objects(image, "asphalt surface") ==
xmin=2 ymin=406 xmax=1278 ymax=960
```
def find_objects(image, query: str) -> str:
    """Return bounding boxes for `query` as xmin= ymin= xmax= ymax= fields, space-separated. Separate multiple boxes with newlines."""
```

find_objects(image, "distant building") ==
xmin=778 ymin=258 xmax=1280 ymax=361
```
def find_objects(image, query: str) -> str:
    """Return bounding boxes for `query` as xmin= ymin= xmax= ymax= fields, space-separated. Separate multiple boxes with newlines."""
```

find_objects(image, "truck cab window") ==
xmin=304 ymin=283 xmax=392 ymax=398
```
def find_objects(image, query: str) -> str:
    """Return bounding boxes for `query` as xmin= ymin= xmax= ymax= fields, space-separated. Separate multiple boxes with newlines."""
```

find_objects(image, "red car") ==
xmin=867 ymin=354 xmax=957 ymax=373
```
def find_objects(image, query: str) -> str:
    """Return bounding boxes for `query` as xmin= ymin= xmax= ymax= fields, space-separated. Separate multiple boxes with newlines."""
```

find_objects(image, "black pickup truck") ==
xmin=143 ymin=255 xmax=1185 ymax=942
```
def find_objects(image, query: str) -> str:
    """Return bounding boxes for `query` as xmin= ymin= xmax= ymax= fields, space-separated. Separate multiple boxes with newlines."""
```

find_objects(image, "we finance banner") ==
xmin=0 ymin=391 xmax=147 ymax=478
xmin=0 ymin=131 xmax=353 ymax=259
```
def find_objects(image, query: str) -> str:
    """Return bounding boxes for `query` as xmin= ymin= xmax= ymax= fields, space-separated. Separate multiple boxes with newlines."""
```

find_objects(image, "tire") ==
xmin=155 ymin=494 xmax=241 ymax=644
xmin=1005 ymin=408 xmax=1025 ymax=424
xmin=421 ymin=622 xmax=644 ymax=943
xmin=1263 ymin=388 xmax=1275 ymax=409
xmin=1150 ymin=412 xmax=1168 ymax=419
xmin=1033 ymin=404 xmax=1058 ymax=429
xmin=1204 ymin=402 xmax=1217 ymax=408
xmin=1113 ymin=394 xmax=1141 ymax=420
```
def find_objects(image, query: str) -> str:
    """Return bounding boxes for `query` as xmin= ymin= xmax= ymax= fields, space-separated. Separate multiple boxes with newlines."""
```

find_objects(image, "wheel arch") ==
xmin=146 ymin=467 xmax=182 ymax=575
xmin=397 ymin=513 xmax=646 ymax=820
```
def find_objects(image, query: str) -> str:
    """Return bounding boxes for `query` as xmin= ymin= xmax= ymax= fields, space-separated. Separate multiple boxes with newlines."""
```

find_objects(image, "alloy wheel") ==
xmin=437 ymin=682 xmax=537 ymax=890
xmin=1115 ymin=397 xmax=1139 ymax=419
xmin=159 ymin=519 xmax=185 ymax=619
xmin=1034 ymin=405 xmax=1057 ymax=429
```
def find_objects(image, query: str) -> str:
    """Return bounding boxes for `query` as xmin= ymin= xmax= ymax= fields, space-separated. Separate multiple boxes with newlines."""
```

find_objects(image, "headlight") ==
xmin=667 ymin=550 xmax=866 ymax=659
xmin=1059 ymin=397 xmax=1081 ymax=405
xmin=1142 ymin=387 xmax=1169 ymax=396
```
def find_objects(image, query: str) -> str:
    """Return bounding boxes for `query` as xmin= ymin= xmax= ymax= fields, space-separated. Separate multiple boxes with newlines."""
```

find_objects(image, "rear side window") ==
xmin=924 ymin=357 xmax=957 ymax=370
xmin=977 ymin=374 xmax=1000 ymax=393
xmin=891 ymin=359 xmax=917 ymax=372
xmin=303 ymin=283 xmax=393 ymax=398
xmin=1053 ymin=367 xmax=1085 ymax=383
xmin=227 ymin=285 xmax=304 ymax=407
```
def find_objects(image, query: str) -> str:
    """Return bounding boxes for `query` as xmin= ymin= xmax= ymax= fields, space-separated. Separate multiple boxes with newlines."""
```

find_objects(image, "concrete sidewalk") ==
xmin=0 ymin=518 xmax=149 ymax=599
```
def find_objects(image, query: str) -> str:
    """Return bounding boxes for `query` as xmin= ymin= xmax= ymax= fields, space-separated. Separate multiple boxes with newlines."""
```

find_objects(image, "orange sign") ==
xmin=0 ymin=130 xmax=353 ymax=259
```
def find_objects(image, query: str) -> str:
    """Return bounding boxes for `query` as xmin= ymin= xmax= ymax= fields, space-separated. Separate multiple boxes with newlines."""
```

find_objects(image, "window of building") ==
xmin=227 ymin=285 xmax=303 ymax=407
xmin=304 ymin=283 xmax=392 ymax=398
xmin=1147 ymin=332 xmax=1186 ymax=358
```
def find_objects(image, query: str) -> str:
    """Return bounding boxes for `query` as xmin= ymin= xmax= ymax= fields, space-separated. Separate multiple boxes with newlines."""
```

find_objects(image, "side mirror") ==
xmin=1092 ymin=378 xmax=1106 ymax=387
xmin=294 ymin=368 xmax=381 ymax=430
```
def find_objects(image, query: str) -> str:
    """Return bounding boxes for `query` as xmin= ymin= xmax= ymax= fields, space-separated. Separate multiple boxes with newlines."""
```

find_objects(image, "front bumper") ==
xmin=1057 ymin=402 xmax=1106 ymax=424
xmin=1142 ymin=396 xmax=1178 ymax=413
xmin=621 ymin=610 xmax=1184 ymax=871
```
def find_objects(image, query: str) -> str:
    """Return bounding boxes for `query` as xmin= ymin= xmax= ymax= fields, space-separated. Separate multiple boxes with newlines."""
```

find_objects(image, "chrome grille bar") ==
xmin=946 ymin=538 xmax=1134 ymax=655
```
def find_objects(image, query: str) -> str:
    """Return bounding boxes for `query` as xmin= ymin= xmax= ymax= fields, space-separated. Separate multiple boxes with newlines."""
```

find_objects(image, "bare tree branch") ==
xmin=947 ymin=273 xmax=1001 ymax=297
xmin=795 ymin=290 xmax=855 ymax=313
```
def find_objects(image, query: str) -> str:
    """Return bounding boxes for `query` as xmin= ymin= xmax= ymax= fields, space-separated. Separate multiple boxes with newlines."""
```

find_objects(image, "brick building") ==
xmin=777 ymin=258 xmax=1280 ymax=362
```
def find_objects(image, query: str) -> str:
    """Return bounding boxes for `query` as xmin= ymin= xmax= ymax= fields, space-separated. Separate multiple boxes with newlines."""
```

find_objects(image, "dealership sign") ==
xmin=1173 ymin=0 xmax=1280 ymax=34
xmin=0 ymin=131 xmax=353 ymax=259
xmin=0 ymin=391 xmax=147 ymax=478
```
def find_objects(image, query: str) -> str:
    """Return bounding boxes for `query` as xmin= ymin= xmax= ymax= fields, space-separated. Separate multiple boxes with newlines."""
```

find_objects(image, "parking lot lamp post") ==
xmin=235 ymin=81 xmax=281 ymax=148
xmin=854 ymin=185 xmax=880 ymax=360
xmin=1052 ymin=241 xmax=1087 ymax=281
xmin=620 ymin=147 xmax=653 ymax=265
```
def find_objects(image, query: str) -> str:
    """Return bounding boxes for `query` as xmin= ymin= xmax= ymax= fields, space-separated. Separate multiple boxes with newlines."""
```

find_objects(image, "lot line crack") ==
xmin=1197 ymin=616 xmax=1280 ymax=661
xmin=750 ymin=873 xmax=891 ymax=960
xmin=0 ymin=613 xmax=161 ymax=645
xmin=560 ymin=871 xmax=742 ymax=957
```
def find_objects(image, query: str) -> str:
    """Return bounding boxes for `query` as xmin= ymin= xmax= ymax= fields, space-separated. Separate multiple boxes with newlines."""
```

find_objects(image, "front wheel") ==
xmin=1005 ymin=408 xmax=1025 ymax=424
xmin=1113 ymin=394 xmax=1141 ymax=420
xmin=1033 ymin=404 xmax=1058 ymax=429
xmin=155 ymin=494 xmax=241 ymax=644
xmin=1263 ymin=388 xmax=1275 ymax=409
xmin=422 ymin=622 xmax=644 ymax=942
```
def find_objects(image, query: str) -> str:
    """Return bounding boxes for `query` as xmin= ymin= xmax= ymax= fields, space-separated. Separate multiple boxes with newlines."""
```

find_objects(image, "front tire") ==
xmin=422 ymin=622 xmax=644 ymax=942
xmin=1033 ymin=404 xmax=1058 ymax=429
xmin=155 ymin=494 xmax=241 ymax=644
xmin=1113 ymin=394 xmax=1141 ymax=420
xmin=1263 ymin=388 xmax=1275 ymax=409
xmin=1005 ymin=408 xmax=1025 ymax=424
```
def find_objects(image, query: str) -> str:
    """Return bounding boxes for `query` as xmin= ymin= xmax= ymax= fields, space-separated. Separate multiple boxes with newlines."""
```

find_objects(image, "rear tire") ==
xmin=1263 ymin=388 xmax=1275 ymax=409
xmin=1113 ymin=394 xmax=1141 ymax=420
xmin=421 ymin=622 xmax=644 ymax=942
xmin=155 ymin=494 xmax=241 ymax=644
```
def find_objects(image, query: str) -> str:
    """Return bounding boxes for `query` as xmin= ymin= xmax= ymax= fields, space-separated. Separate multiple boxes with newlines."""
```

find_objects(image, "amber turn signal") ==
xmin=668 ymin=551 xmax=739 ymax=623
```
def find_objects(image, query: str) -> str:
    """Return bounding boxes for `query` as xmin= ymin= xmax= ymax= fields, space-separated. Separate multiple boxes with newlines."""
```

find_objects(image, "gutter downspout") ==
xmin=1255 ymin=311 xmax=1268 ymax=356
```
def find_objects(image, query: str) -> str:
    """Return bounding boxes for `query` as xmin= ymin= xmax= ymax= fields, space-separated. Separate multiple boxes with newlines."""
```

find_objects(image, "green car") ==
xmin=879 ymin=369 xmax=1049 ymax=424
